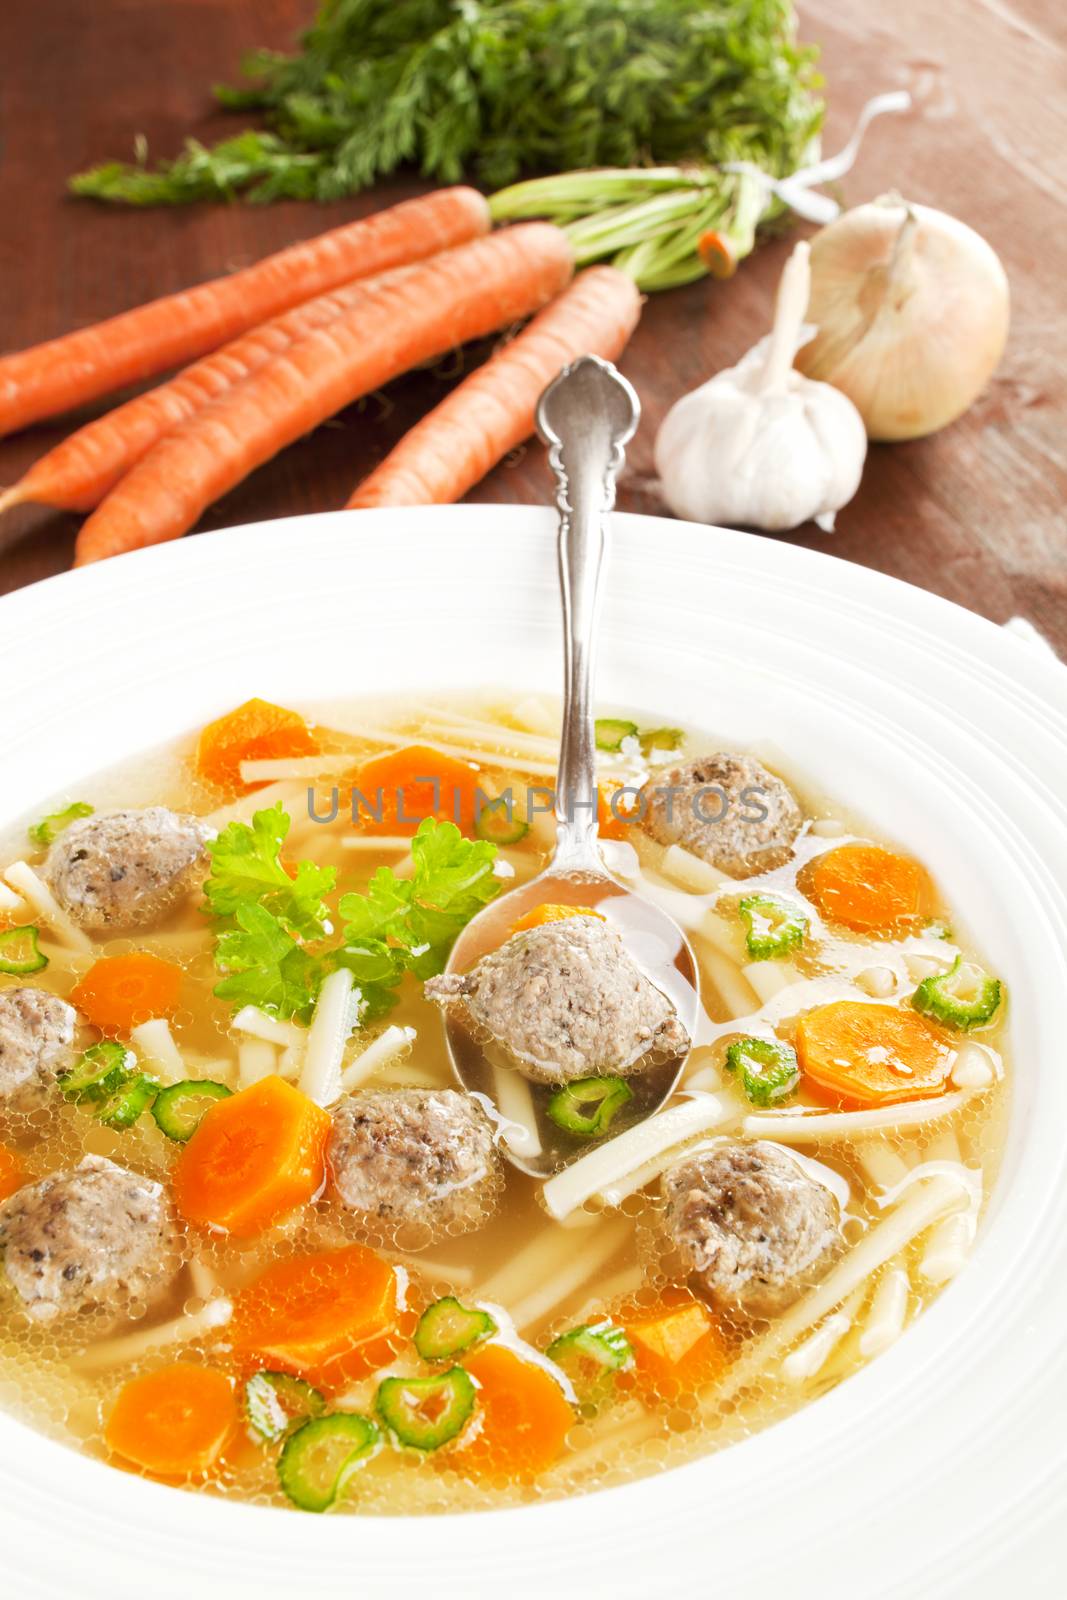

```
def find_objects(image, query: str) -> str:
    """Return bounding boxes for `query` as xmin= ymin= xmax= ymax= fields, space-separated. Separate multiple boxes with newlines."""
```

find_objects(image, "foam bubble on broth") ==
xmin=0 ymin=691 xmax=1010 ymax=1514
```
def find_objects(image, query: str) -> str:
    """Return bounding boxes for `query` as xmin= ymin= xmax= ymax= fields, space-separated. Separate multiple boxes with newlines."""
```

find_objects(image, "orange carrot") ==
xmin=795 ymin=1000 xmax=954 ymax=1108
xmin=0 ymin=1144 xmax=25 ymax=1203
xmin=619 ymin=1289 xmax=731 ymax=1403
xmin=174 ymin=1075 xmax=331 ymax=1237
xmin=805 ymin=843 xmax=935 ymax=935
xmin=70 ymin=952 xmax=182 ymax=1034
xmin=73 ymin=224 xmax=574 ymax=566
xmin=346 ymin=265 xmax=641 ymax=508
xmin=457 ymin=1345 xmax=573 ymax=1481
xmin=196 ymin=697 xmax=320 ymax=795
xmin=352 ymin=743 xmax=482 ymax=837
xmin=105 ymin=1363 xmax=238 ymax=1478
xmin=0 ymin=187 xmax=489 ymax=440
xmin=228 ymin=1244 xmax=402 ymax=1386
xmin=510 ymin=903 xmax=604 ymax=934
xmin=0 ymin=272 xmax=411 ymax=516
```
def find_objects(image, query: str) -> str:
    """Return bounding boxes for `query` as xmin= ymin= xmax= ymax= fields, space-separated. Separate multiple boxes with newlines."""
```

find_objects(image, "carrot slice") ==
xmin=0 ymin=187 xmax=490 ymax=439
xmin=458 ymin=1345 xmax=574 ymax=1481
xmin=796 ymin=1000 xmax=954 ymax=1108
xmin=620 ymin=1288 xmax=731 ymax=1402
xmin=510 ymin=903 xmax=604 ymax=935
xmin=70 ymin=952 xmax=182 ymax=1035
xmin=173 ymin=1075 xmax=331 ymax=1237
xmin=106 ymin=1363 xmax=238 ymax=1478
xmin=806 ymin=843 xmax=935 ymax=934
xmin=229 ymin=1244 xmax=401 ymax=1387
xmin=0 ymin=1144 xmax=25 ymax=1203
xmin=196 ymin=697 xmax=319 ymax=794
xmin=353 ymin=744 xmax=482 ymax=837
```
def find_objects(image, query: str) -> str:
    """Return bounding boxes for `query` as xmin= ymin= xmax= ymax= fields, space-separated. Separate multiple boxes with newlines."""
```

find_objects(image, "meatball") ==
xmin=425 ymin=915 xmax=689 ymax=1084
xmin=328 ymin=1088 xmax=501 ymax=1237
xmin=0 ymin=987 xmax=77 ymax=1106
xmin=0 ymin=1155 xmax=179 ymax=1323
xmin=640 ymin=753 xmax=803 ymax=878
xmin=45 ymin=806 xmax=214 ymax=930
xmin=662 ymin=1140 xmax=843 ymax=1319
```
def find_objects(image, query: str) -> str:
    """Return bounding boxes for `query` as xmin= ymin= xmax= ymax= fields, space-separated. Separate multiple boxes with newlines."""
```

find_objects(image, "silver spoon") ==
xmin=440 ymin=355 xmax=699 ymax=1176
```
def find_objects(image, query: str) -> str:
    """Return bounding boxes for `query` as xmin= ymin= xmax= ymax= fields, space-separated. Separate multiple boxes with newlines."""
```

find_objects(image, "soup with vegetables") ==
xmin=0 ymin=693 xmax=1008 ymax=1513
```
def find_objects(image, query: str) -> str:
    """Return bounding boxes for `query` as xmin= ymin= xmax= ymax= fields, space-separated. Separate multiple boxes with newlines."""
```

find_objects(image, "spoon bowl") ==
xmin=442 ymin=862 xmax=700 ymax=1178
xmin=438 ymin=355 xmax=700 ymax=1177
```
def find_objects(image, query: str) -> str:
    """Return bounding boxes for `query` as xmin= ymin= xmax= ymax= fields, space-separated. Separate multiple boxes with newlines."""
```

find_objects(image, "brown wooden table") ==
xmin=2 ymin=0 xmax=1065 ymax=654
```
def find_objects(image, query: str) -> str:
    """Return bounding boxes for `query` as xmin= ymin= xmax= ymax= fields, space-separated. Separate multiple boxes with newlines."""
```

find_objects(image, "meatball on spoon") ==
xmin=434 ymin=357 xmax=699 ymax=1177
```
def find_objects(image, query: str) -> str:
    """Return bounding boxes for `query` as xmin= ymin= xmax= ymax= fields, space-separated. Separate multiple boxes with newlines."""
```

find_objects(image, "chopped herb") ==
xmin=738 ymin=894 xmax=808 ymax=960
xmin=0 ymin=926 xmax=48 ymax=976
xmin=724 ymin=1035 xmax=799 ymax=1107
xmin=911 ymin=956 xmax=1003 ymax=1031
xmin=28 ymin=802 xmax=93 ymax=849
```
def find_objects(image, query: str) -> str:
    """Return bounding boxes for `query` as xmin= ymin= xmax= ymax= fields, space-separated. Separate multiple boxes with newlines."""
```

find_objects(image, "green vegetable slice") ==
xmin=724 ymin=1036 xmax=799 ymax=1107
xmin=738 ymin=894 xmax=808 ymax=960
xmin=911 ymin=956 xmax=1003 ymax=1031
xmin=474 ymin=800 xmax=530 ymax=846
xmin=58 ymin=1041 xmax=134 ymax=1103
xmin=28 ymin=802 xmax=93 ymax=849
xmin=639 ymin=726 xmax=685 ymax=756
xmin=547 ymin=1320 xmax=633 ymax=1408
xmin=413 ymin=1297 xmax=497 ymax=1361
xmin=547 ymin=1075 xmax=633 ymax=1138
xmin=245 ymin=1371 xmax=325 ymax=1444
xmin=97 ymin=1073 xmax=159 ymax=1130
xmin=375 ymin=1368 xmax=475 ymax=1452
xmin=152 ymin=1079 xmax=233 ymax=1142
xmin=0 ymin=926 xmax=48 ymax=976
xmin=594 ymin=718 xmax=639 ymax=753
xmin=277 ymin=1413 xmax=380 ymax=1513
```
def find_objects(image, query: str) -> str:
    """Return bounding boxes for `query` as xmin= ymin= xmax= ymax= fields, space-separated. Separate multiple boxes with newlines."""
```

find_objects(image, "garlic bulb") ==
xmin=654 ymin=242 xmax=867 ymax=532
xmin=796 ymin=196 xmax=1010 ymax=440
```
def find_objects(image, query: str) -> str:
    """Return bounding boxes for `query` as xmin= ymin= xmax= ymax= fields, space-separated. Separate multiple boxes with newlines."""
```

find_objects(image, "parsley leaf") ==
xmin=212 ymin=901 xmax=324 ymax=1022
xmin=338 ymin=818 xmax=500 ymax=982
xmin=203 ymin=809 xmax=500 ymax=1024
xmin=204 ymin=803 xmax=335 ymax=937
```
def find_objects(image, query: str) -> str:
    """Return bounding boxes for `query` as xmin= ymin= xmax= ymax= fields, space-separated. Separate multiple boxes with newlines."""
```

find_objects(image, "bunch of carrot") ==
xmin=0 ymin=188 xmax=643 ymax=565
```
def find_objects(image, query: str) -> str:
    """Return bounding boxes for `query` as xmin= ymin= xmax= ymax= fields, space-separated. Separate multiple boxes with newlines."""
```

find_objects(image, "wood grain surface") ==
xmin=1 ymin=0 xmax=1064 ymax=653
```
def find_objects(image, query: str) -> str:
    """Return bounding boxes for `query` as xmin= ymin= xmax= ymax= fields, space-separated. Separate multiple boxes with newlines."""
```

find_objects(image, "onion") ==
xmin=795 ymin=195 xmax=1010 ymax=441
